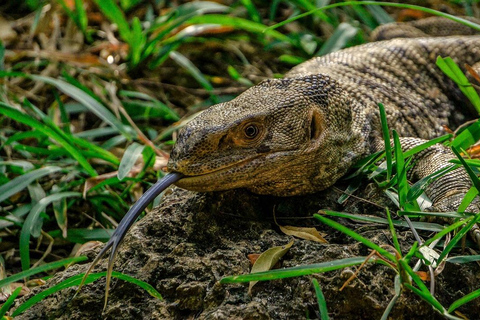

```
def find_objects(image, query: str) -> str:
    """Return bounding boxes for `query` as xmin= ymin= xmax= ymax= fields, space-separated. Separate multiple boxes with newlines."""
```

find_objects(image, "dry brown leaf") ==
xmin=397 ymin=9 xmax=428 ymax=21
xmin=453 ymin=310 xmax=470 ymax=320
xmin=0 ymin=283 xmax=31 ymax=301
xmin=467 ymin=144 xmax=480 ymax=159
xmin=26 ymin=279 xmax=46 ymax=287
xmin=248 ymin=240 xmax=294 ymax=294
xmin=416 ymin=271 xmax=429 ymax=281
xmin=247 ymin=253 xmax=261 ymax=265
xmin=278 ymin=225 xmax=328 ymax=244
xmin=466 ymin=64 xmax=480 ymax=85
xmin=74 ymin=241 xmax=103 ymax=258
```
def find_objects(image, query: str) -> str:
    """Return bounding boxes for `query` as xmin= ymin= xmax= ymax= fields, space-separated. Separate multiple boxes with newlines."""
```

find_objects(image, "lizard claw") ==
xmin=470 ymin=223 xmax=480 ymax=249
xmin=76 ymin=172 xmax=183 ymax=310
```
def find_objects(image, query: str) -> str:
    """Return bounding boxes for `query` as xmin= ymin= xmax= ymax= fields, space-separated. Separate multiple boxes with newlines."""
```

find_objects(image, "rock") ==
xmin=16 ymin=186 xmax=480 ymax=319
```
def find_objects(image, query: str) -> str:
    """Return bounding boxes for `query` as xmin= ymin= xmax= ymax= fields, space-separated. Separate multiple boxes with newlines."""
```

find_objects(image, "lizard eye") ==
xmin=244 ymin=124 xmax=259 ymax=139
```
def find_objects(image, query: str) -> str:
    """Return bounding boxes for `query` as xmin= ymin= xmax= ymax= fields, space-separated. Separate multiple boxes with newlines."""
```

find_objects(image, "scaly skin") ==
xmin=168 ymin=36 xmax=480 ymax=206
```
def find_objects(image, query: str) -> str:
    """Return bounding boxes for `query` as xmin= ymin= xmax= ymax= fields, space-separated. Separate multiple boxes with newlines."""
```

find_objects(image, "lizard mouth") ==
xmin=170 ymin=155 xmax=264 ymax=191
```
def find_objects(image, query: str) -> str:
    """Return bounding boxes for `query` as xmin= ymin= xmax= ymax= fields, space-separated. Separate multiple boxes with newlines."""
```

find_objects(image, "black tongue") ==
xmin=76 ymin=172 xmax=184 ymax=309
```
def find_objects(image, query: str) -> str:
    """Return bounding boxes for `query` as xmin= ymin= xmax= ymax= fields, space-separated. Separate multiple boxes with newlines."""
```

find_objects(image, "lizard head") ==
xmin=167 ymin=75 xmax=369 ymax=196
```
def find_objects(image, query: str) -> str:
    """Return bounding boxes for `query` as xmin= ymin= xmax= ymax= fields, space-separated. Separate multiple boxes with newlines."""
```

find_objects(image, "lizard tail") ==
xmin=75 ymin=172 xmax=184 ymax=310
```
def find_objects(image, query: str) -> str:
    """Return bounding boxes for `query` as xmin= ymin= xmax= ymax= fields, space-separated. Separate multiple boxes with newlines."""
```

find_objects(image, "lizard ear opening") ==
xmin=309 ymin=109 xmax=324 ymax=141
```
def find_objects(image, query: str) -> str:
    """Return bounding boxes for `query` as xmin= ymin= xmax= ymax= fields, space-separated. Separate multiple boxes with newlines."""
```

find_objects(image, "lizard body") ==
xmin=168 ymin=35 xmax=480 ymax=204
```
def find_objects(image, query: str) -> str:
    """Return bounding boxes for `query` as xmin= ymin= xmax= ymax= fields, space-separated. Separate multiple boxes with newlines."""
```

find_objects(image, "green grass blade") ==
xmin=351 ymin=4 xmax=377 ymax=29
xmin=337 ymin=180 xmax=361 ymax=204
xmin=346 ymin=150 xmax=384 ymax=179
xmin=0 ymin=166 xmax=62 ymax=204
xmin=119 ymin=90 xmax=180 ymax=121
xmin=0 ymin=160 xmax=34 ymax=171
xmin=278 ymin=54 xmax=306 ymax=65
xmin=52 ymin=191 xmax=67 ymax=238
xmin=266 ymin=2 xmax=480 ymax=32
xmin=458 ymin=186 xmax=478 ymax=212
xmin=0 ymin=40 xmax=4 ymax=71
xmin=403 ymin=241 xmax=419 ymax=265
xmin=56 ymin=0 xmax=89 ymax=40
xmin=93 ymin=0 xmax=131 ymax=42
xmin=71 ymin=135 xmax=120 ymax=165
xmin=437 ymin=213 xmax=480 ymax=264
xmin=407 ymin=164 xmax=457 ymax=203
xmin=74 ymin=127 xmax=119 ymax=139
xmin=220 ymin=256 xmax=366 ymax=283
xmin=451 ymin=146 xmax=480 ymax=192
xmin=403 ymin=283 xmax=446 ymax=314
xmin=290 ymin=0 xmax=331 ymax=22
xmin=169 ymin=51 xmax=215 ymax=93
xmin=446 ymin=255 xmax=480 ymax=264
xmin=26 ymin=192 xmax=81 ymax=238
xmin=312 ymin=278 xmax=329 ymax=320
xmin=398 ymin=259 xmax=429 ymax=295
xmin=0 ymin=286 xmax=22 ymax=318
xmin=453 ymin=158 xmax=480 ymax=168
xmin=393 ymin=130 xmax=419 ymax=211
xmin=31 ymin=74 xmax=133 ymax=138
xmin=0 ymin=103 xmax=97 ymax=176
xmin=129 ymin=17 xmax=146 ymax=67
xmin=452 ymin=119 xmax=480 ymax=150
xmin=49 ymin=228 xmax=114 ymax=243
xmin=240 ymin=0 xmax=261 ymax=23
xmin=448 ymin=288 xmax=480 ymax=313
xmin=401 ymin=262 xmax=461 ymax=319
xmin=145 ymin=2 xmax=229 ymax=59
xmin=323 ymin=210 xmax=443 ymax=232
xmin=0 ymin=256 xmax=87 ymax=288
xmin=74 ymin=0 xmax=88 ymax=34
xmin=403 ymin=134 xmax=452 ymax=158
xmin=118 ymin=142 xmax=145 ymax=181
xmin=12 ymin=271 xmax=162 ymax=316
xmin=20 ymin=192 xmax=81 ymax=271
xmin=422 ymin=215 xmax=475 ymax=248
xmin=119 ymin=0 xmax=143 ymax=11
xmin=386 ymin=208 xmax=401 ymax=255
xmin=398 ymin=210 xmax=473 ymax=219
xmin=381 ymin=275 xmax=401 ymax=320
xmin=22 ymin=98 xmax=119 ymax=166
xmin=0 ymin=72 xmax=133 ymax=139
xmin=314 ymin=214 xmax=396 ymax=262
xmin=366 ymin=4 xmax=394 ymax=24
xmin=436 ymin=57 xmax=480 ymax=114
xmin=55 ymin=0 xmax=76 ymax=27
xmin=187 ymin=15 xmax=292 ymax=43
xmin=379 ymin=103 xmax=392 ymax=180
xmin=316 ymin=22 xmax=358 ymax=56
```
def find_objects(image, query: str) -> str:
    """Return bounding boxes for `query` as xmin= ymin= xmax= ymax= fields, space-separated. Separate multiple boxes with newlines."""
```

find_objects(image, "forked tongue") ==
xmin=76 ymin=172 xmax=183 ymax=310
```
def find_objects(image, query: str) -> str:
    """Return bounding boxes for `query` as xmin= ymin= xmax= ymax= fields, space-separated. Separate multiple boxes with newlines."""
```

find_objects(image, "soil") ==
xmin=15 ymin=182 xmax=480 ymax=319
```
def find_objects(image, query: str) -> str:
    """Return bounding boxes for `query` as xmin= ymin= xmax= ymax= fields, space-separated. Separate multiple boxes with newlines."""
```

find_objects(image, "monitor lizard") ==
xmin=169 ymin=26 xmax=480 ymax=211
xmin=81 ymin=17 xmax=480 ymax=306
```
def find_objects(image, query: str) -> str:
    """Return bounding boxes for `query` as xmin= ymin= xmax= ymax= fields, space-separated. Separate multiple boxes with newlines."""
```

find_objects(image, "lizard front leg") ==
xmin=376 ymin=137 xmax=480 ymax=245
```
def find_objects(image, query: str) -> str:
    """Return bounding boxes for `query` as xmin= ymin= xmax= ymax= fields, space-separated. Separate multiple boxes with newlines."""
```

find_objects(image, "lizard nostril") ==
xmin=309 ymin=110 xmax=324 ymax=141
xmin=217 ymin=133 xmax=228 ymax=149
